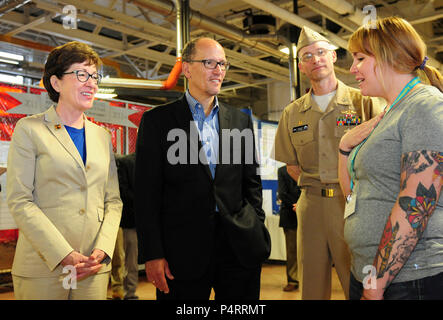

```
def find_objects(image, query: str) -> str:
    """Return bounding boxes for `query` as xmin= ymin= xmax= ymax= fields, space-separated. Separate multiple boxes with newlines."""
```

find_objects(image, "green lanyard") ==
xmin=349 ymin=76 xmax=421 ymax=191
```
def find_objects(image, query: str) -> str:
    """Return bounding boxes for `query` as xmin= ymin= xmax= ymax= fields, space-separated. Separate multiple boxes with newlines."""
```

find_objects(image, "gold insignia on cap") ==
xmin=297 ymin=26 xmax=332 ymax=52
xmin=55 ymin=124 xmax=61 ymax=129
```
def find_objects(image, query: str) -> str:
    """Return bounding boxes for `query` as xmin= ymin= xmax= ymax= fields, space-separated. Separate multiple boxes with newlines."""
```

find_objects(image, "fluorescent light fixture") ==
xmin=279 ymin=44 xmax=297 ymax=56
xmin=95 ymin=93 xmax=117 ymax=99
xmin=0 ymin=58 xmax=19 ymax=65
xmin=0 ymin=51 xmax=24 ymax=61
xmin=0 ymin=74 xmax=23 ymax=84
xmin=279 ymin=46 xmax=289 ymax=55
xmin=96 ymin=89 xmax=117 ymax=99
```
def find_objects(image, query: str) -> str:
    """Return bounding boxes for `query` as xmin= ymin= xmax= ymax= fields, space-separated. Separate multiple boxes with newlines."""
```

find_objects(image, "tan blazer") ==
xmin=7 ymin=106 xmax=122 ymax=278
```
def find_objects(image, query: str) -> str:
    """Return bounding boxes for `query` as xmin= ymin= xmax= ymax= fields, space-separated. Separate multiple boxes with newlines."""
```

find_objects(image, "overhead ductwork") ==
xmin=102 ymin=0 xmax=186 ymax=90
xmin=243 ymin=0 xmax=442 ymax=72
xmin=242 ymin=0 xmax=347 ymax=49
xmin=316 ymin=0 xmax=366 ymax=26
xmin=0 ymin=0 xmax=31 ymax=17
xmin=132 ymin=0 xmax=287 ymax=60
xmin=243 ymin=11 xmax=276 ymax=35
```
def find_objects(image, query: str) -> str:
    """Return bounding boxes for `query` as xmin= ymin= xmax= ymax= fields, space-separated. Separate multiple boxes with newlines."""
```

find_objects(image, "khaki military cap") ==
xmin=297 ymin=26 xmax=332 ymax=52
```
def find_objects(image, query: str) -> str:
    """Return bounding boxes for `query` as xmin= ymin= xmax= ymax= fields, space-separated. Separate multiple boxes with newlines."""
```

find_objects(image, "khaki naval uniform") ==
xmin=274 ymin=80 xmax=379 ymax=299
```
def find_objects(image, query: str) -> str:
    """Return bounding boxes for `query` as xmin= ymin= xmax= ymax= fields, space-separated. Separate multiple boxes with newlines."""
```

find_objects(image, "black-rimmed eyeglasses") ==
xmin=186 ymin=59 xmax=230 ymax=71
xmin=63 ymin=70 xmax=103 ymax=84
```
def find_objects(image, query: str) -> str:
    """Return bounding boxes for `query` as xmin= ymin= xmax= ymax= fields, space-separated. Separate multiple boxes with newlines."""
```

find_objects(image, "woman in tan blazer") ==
xmin=6 ymin=41 xmax=122 ymax=300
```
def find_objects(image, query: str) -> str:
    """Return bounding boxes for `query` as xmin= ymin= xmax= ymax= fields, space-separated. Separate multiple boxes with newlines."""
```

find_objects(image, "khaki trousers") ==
xmin=13 ymin=272 xmax=110 ymax=300
xmin=296 ymin=187 xmax=350 ymax=300
xmin=110 ymin=227 xmax=125 ymax=295
xmin=123 ymin=228 xmax=139 ymax=298
xmin=283 ymin=228 xmax=298 ymax=285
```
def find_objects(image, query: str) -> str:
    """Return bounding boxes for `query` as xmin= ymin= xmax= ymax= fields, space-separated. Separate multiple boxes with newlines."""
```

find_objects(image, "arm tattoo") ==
xmin=400 ymin=151 xmax=434 ymax=190
xmin=376 ymin=218 xmax=399 ymax=280
xmin=375 ymin=150 xmax=442 ymax=288
xmin=375 ymin=183 xmax=437 ymax=286
xmin=399 ymin=183 xmax=437 ymax=238
xmin=430 ymin=151 xmax=443 ymax=180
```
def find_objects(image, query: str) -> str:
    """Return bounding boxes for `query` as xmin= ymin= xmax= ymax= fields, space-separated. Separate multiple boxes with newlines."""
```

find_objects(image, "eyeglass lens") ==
xmin=203 ymin=60 xmax=229 ymax=71
xmin=76 ymin=71 xmax=102 ymax=83
xmin=301 ymin=49 xmax=328 ymax=62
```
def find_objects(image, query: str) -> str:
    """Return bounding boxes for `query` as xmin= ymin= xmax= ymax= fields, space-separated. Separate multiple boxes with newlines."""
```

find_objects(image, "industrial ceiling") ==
xmin=0 ymin=0 xmax=442 ymax=119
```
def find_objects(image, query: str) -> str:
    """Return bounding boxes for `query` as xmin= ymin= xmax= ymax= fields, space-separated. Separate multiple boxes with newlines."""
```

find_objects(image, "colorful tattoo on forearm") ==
xmin=399 ymin=183 xmax=437 ymax=237
xmin=375 ymin=183 xmax=437 ymax=285
xmin=374 ymin=151 xmax=441 ymax=286
xmin=376 ymin=218 xmax=399 ymax=280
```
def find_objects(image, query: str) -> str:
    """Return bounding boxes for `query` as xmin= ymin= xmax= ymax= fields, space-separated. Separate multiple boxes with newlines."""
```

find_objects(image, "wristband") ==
xmin=339 ymin=148 xmax=351 ymax=156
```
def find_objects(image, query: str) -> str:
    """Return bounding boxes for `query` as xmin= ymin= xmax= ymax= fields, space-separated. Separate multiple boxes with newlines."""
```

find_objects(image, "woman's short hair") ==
xmin=348 ymin=16 xmax=443 ymax=92
xmin=43 ymin=41 xmax=102 ymax=102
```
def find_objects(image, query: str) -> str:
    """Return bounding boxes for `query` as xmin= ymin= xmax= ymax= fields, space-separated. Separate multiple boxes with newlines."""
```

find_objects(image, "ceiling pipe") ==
xmin=314 ymin=0 xmax=442 ymax=71
xmin=131 ymin=0 xmax=288 ymax=60
xmin=174 ymin=0 xmax=188 ymax=90
xmin=243 ymin=0 xmax=442 ymax=72
xmin=102 ymin=1 xmax=185 ymax=90
xmin=315 ymin=0 xmax=366 ymax=26
xmin=99 ymin=77 xmax=163 ymax=89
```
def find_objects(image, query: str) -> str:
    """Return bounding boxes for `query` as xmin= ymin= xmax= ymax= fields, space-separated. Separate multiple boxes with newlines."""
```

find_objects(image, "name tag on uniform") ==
xmin=293 ymin=124 xmax=309 ymax=133
xmin=344 ymin=192 xmax=356 ymax=219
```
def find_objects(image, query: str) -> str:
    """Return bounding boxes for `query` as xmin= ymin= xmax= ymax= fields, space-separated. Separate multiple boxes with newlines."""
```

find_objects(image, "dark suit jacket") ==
xmin=134 ymin=96 xmax=270 ymax=280
xmin=115 ymin=153 xmax=136 ymax=229
xmin=277 ymin=166 xmax=300 ymax=229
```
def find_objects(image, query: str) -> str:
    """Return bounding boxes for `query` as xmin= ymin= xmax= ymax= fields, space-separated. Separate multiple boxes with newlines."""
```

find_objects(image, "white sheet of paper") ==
xmin=262 ymin=189 xmax=273 ymax=216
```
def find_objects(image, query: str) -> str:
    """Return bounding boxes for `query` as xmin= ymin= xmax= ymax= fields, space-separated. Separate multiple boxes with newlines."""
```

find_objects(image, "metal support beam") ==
xmin=122 ymin=55 xmax=145 ymax=78
xmin=31 ymin=0 xmax=289 ymax=82
xmin=5 ymin=13 xmax=49 ymax=36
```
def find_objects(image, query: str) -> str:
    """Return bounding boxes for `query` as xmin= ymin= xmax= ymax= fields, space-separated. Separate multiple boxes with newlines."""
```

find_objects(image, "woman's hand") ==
xmin=89 ymin=249 xmax=106 ymax=264
xmin=339 ymin=111 xmax=385 ymax=152
xmin=62 ymin=249 xmax=106 ymax=280
xmin=361 ymin=287 xmax=384 ymax=300
xmin=61 ymin=251 xmax=89 ymax=267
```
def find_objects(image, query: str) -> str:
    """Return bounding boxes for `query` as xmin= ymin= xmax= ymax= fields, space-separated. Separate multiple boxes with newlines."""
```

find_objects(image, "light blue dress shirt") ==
xmin=185 ymin=90 xmax=219 ymax=179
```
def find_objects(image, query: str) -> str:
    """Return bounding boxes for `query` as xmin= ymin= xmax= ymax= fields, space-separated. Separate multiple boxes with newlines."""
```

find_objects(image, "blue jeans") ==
xmin=350 ymin=271 xmax=443 ymax=300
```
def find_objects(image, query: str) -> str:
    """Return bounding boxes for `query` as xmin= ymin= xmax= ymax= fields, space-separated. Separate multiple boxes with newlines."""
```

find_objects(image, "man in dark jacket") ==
xmin=278 ymin=165 xmax=301 ymax=291
xmin=134 ymin=37 xmax=270 ymax=300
